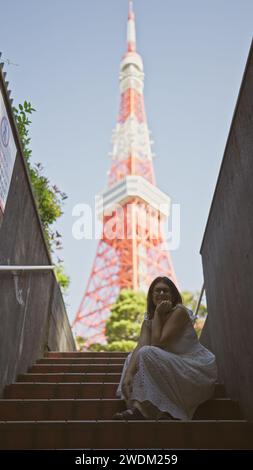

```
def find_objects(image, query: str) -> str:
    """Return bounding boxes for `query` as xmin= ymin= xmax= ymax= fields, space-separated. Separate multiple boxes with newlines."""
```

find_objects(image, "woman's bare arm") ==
xmin=151 ymin=300 xmax=173 ymax=346
xmin=151 ymin=304 xmax=189 ymax=349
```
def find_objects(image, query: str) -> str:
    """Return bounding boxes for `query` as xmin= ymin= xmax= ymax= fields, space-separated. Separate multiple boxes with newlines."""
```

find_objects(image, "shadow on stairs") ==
xmin=0 ymin=351 xmax=252 ymax=449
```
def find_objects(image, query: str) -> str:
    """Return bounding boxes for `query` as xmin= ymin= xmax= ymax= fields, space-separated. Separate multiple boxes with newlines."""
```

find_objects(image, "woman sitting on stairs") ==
xmin=113 ymin=276 xmax=218 ymax=421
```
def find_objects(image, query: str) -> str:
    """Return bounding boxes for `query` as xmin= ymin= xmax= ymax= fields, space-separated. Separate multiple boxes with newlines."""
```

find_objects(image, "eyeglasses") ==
xmin=153 ymin=288 xmax=171 ymax=295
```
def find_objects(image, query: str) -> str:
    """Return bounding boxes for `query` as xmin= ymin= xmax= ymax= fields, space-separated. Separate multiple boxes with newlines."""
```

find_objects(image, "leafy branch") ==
xmin=13 ymin=101 xmax=70 ymax=292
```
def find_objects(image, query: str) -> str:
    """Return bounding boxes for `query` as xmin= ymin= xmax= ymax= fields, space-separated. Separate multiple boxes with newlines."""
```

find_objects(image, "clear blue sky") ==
xmin=0 ymin=0 xmax=252 ymax=323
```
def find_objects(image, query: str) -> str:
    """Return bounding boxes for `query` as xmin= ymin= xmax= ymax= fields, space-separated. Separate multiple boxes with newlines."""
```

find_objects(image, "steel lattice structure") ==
xmin=72 ymin=1 xmax=178 ymax=346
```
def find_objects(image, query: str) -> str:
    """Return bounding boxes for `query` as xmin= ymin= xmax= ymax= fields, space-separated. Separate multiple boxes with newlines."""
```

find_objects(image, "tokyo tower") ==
xmin=73 ymin=1 xmax=178 ymax=346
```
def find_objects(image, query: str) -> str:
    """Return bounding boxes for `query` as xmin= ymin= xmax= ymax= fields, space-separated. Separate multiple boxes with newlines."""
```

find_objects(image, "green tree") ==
xmin=181 ymin=290 xmax=207 ymax=337
xmin=75 ymin=335 xmax=87 ymax=351
xmin=13 ymin=101 xmax=69 ymax=292
xmin=181 ymin=290 xmax=207 ymax=318
xmin=88 ymin=289 xmax=146 ymax=352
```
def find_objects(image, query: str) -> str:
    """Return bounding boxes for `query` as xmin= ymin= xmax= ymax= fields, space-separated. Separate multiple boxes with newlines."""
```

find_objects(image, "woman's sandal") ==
xmin=112 ymin=407 xmax=146 ymax=420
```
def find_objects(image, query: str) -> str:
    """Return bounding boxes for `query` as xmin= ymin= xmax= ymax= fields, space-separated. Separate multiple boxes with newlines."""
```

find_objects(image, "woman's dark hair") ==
xmin=147 ymin=276 xmax=182 ymax=319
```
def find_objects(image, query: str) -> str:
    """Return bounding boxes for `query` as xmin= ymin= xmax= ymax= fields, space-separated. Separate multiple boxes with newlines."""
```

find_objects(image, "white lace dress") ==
xmin=116 ymin=306 xmax=218 ymax=420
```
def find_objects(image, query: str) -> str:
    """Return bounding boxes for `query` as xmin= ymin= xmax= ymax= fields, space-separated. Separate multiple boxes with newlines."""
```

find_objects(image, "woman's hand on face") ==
xmin=155 ymin=299 xmax=173 ymax=316
xmin=122 ymin=372 xmax=134 ymax=400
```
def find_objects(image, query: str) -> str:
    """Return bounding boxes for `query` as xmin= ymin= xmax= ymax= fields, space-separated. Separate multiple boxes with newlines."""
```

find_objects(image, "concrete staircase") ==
xmin=0 ymin=351 xmax=252 ymax=449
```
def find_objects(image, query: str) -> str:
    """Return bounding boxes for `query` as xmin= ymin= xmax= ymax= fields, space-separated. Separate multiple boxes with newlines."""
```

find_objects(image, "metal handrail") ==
xmin=193 ymin=283 xmax=205 ymax=322
xmin=0 ymin=265 xmax=55 ymax=271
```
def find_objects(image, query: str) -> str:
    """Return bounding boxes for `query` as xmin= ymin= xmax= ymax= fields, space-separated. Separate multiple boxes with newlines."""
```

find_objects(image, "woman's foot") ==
xmin=112 ymin=407 xmax=146 ymax=420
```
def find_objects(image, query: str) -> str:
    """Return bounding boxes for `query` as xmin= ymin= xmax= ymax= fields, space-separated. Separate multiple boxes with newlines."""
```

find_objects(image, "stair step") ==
xmin=45 ymin=352 xmax=128 ymax=358
xmin=37 ymin=358 xmax=125 ymax=364
xmin=0 ymin=399 xmax=124 ymax=420
xmin=0 ymin=421 xmax=252 ymax=449
xmin=29 ymin=364 xmax=123 ymax=373
xmin=4 ymin=382 xmax=120 ymax=399
xmin=193 ymin=398 xmax=242 ymax=420
xmin=4 ymin=382 xmax=226 ymax=399
xmin=0 ymin=398 xmax=241 ymax=421
xmin=18 ymin=373 xmax=121 ymax=383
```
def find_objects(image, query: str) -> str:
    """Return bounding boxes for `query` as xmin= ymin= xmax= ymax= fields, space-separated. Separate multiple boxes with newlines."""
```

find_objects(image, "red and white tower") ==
xmin=73 ymin=1 xmax=178 ymax=346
